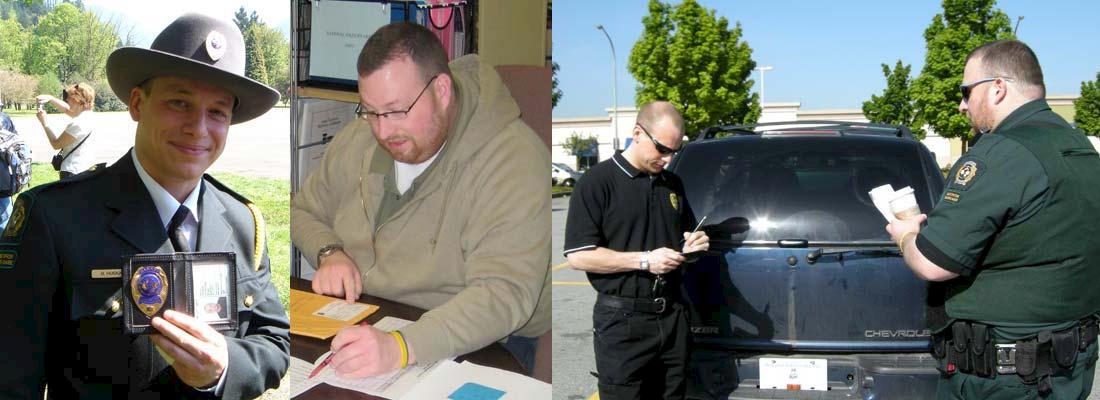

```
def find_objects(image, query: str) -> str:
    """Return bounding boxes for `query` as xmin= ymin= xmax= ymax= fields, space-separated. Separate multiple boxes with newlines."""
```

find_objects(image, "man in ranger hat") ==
xmin=0 ymin=13 xmax=289 ymax=399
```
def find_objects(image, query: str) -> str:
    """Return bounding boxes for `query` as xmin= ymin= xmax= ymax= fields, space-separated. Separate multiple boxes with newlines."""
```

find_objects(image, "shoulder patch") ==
xmin=204 ymin=175 xmax=265 ymax=270
xmin=948 ymin=157 xmax=985 ymax=192
xmin=2 ymin=193 xmax=34 ymax=244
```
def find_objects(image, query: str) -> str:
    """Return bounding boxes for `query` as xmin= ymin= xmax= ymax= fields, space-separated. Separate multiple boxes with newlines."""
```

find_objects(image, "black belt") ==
xmin=597 ymin=294 xmax=670 ymax=314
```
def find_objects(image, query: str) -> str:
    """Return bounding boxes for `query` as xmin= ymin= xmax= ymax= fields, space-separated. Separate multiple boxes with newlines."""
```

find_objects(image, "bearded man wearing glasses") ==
xmin=291 ymin=22 xmax=550 ymax=378
xmin=885 ymin=39 xmax=1100 ymax=399
xmin=563 ymin=101 xmax=710 ymax=400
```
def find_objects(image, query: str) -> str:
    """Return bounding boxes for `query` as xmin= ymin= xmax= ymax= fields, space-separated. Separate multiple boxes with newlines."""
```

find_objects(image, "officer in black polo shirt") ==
xmin=886 ymin=40 xmax=1100 ymax=399
xmin=564 ymin=101 xmax=709 ymax=400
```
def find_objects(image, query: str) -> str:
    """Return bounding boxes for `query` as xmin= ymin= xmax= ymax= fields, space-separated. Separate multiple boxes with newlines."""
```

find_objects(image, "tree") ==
xmin=628 ymin=0 xmax=759 ymax=135
xmin=910 ymin=0 xmax=1014 ymax=141
xmin=1075 ymin=71 xmax=1100 ymax=137
xmin=233 ymin=6 xmax=259 ymax=35
xmin=22 ymin=3 xmax=120 ymax=84
xmin=244 ymin=26 xmax=270 ymax=87
xmin=0 ymin=68 xmax=37 ymax=109
xmin=0 ymin=15 xmax=29 ymax=71
xmin=863 ymin=60 xmax=915 ymax=127
xmin=552 ymin=61 xmax=562 ymax=108
xmin=560 ymin=132 xmax=598 ymax=157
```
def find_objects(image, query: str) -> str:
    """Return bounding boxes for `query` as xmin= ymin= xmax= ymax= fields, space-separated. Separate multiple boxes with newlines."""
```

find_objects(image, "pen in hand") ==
xmin=683 ymin=215 xmax=707 ymax=254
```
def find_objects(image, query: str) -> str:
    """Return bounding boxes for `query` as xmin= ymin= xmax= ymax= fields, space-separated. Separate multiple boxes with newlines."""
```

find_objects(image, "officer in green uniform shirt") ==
xmin=886 ymin=39 xmax=1100 ymax=399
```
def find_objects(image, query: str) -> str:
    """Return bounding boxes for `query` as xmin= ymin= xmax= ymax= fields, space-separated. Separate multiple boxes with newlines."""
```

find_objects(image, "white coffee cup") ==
xmin=889 ymin=186 xmax=920 ymax=220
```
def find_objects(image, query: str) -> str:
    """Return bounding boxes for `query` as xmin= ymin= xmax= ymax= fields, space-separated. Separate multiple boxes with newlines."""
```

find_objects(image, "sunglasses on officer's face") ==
xmin=636 ymin=124 xmax=682 ymax=155
xmin=959 ymin=76 xmax=1014 ymax=103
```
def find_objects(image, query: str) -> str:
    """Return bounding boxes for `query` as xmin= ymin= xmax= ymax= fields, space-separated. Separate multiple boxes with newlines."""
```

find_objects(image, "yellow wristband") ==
xmin=390 ymin=330 xmax=409 ymax=369
xmin=898 ymin=231 xmax=918 ymax=252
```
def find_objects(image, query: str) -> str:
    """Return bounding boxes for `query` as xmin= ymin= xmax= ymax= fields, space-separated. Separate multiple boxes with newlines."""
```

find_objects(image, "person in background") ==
xmin=36 ymin=82 xmax=99 ymax=179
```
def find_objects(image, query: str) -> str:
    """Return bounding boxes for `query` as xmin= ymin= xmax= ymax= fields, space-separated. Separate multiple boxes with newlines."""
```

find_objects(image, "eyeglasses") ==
xmin=959 ymin=76 xmax=1013 ymax=102
xmin=355 ymin=75 xmax=437 ymax=121
xmin=636 ymin=123 xmax=682 ymax=155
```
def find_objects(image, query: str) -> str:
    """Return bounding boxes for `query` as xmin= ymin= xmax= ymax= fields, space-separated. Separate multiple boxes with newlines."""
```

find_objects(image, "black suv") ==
xmin=671 ymin=121 xmax=946 ymax=399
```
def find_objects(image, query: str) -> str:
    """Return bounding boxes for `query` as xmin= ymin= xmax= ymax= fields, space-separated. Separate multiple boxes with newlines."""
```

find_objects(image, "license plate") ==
xmin=759 ymin=358 xmax=828 ymax=391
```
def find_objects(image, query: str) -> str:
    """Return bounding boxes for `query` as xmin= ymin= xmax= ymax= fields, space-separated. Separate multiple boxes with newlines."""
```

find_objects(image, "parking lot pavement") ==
xmin=552 ymin=195 xmax=600 ymax=400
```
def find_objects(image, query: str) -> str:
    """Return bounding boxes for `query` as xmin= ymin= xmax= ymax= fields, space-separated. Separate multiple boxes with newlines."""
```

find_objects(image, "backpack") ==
xmin=0 ymin=128 xmax=31 ymax=197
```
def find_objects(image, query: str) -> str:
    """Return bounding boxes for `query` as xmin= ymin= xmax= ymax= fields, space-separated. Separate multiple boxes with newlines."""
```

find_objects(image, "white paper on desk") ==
xmin=289 ymin=356 xmax=323 ymax=398
xmin=299 ymin=317 xmax=454 ymax=399
xmin=397 ymin=360 xmax=551 ymax=400
xmin=868 ymin=184 xmax=899 ymax=223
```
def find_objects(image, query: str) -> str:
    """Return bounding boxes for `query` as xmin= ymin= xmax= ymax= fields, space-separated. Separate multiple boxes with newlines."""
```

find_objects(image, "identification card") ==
xmin=122 ymin=252 xmax=238 ymax=334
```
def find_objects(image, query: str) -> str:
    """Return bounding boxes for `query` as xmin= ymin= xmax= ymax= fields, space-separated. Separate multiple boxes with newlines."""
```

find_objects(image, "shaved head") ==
xmin=636 ymin=101 xmax=685 ymax=134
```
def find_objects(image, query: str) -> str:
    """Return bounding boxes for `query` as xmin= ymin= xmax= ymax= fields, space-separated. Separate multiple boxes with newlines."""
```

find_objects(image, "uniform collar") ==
xmin=612 ymin=152 xmax=645 ymax=178
xmin=131 ymin=148 xmax=202 ymax=228
xmin=994 ymin=99 xmax=1051 ymax=134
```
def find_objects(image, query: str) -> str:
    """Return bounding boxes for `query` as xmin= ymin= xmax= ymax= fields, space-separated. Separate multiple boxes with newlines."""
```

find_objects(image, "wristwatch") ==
xmin=639 ymin=251 xmax=650 ymax=272
xmin=317 ymin=244 xmax=344 ymax=262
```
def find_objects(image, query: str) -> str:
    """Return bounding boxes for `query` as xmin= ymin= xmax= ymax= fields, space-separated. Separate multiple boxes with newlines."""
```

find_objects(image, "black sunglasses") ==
xmin=959 ymin=76 xmax=1013 ymax=102
xmin=636 ymin=124 xmax=682 ymax=155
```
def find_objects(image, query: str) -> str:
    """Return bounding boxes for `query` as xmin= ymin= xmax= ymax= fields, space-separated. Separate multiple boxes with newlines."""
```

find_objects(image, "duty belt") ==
xmin=597 ymin=293 xmax=669 ymax=314
xmin=932 ymin=317 xmax=1099 ymax=396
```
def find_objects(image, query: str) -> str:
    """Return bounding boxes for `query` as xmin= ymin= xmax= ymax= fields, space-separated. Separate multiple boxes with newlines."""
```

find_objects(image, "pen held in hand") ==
xmin=690 ymin=215 xmax=708 ymax=235
xmin=308 ymin=352 xmax=335 ymax=379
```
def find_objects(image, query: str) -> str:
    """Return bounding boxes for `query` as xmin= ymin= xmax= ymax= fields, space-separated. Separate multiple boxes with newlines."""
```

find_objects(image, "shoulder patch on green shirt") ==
xmin=949 ymin=157 xmax=985 ymax=191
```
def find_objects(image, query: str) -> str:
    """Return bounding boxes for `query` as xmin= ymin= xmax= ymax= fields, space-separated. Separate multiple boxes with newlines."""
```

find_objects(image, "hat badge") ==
xmin=205 ymin=30 xmax=227 ymax=61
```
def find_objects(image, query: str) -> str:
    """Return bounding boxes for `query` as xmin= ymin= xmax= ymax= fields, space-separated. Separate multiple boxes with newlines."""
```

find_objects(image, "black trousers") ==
xmin=593 ymin=300 xmax=690 ymax=400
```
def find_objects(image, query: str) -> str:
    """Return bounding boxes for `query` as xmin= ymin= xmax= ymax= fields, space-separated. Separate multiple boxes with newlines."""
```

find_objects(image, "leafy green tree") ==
xmin=628 ymin=0 xmax=759 ymax=135
xmin=34 ymin=71 xmax=60 ymax=105
xmin=22 ymin=3 xmax=119 ymax=84
xmin=552 ymin=61 xmax=562 ymax=108
xmin=0 ymin=15 xmax=29 ymax=70
xmin=910 ymin=0 xmax=1014 ymax=141
xmin=863 ymin=60 xmax=915 ymax=127
xmin=244 ymin=26 xmax=270 ymax=87
xmin=250 ymin=23 xmax=290 ymax=98
xmin=233 ymin=6 xmax=259 ymax=36
xmin=1075 ymin=71 xmax=1100 ymax=137
xmin=560 ymin=132 xmax=598 ymax=157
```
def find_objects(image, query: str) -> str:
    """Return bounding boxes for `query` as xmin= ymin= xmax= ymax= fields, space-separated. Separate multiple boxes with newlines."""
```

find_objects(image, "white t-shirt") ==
xmin=59 ymin=111 xmax=96 ymax=173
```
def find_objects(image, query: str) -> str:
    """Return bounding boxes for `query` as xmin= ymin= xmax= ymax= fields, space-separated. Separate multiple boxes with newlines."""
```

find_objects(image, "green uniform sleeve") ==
xmin=917 ymin=136 xmax=1049 ymax=275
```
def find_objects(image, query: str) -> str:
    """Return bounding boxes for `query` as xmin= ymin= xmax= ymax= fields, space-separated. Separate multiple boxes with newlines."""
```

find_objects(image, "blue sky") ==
xmin=84 ymin=0 xmax=290 ymax=46
xmin=553 ymin=0 xmax=1100 ymax=118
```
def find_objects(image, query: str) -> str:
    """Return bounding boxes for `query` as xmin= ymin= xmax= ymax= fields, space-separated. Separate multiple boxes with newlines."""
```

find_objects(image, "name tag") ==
xmin=91 ymin=269 xmax=121 ymax=279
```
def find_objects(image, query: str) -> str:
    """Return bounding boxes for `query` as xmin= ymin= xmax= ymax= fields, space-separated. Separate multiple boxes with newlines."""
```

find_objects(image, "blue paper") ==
xmin=448 ymin=382 xmax=506 ymax=400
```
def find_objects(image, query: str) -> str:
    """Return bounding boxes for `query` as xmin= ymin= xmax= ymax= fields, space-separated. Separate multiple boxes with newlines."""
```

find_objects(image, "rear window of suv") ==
xmin=672 ymin=137 xmax=936 ymax=243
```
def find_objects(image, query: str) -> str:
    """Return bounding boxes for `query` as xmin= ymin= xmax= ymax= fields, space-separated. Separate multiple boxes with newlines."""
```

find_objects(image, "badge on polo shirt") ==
xmin=948 ymin=157 xmax=984 ymax=192
xmin=670 ymin=193 xmax=680 ymax=211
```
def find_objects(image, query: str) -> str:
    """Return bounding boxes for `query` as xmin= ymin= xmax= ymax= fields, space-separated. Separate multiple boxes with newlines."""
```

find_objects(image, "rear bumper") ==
xmin=687 ymin=349 xmax=940 ymax=400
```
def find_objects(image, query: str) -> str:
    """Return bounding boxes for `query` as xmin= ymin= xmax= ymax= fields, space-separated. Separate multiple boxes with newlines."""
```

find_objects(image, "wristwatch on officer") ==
xmin=640 ymin=251 xmax=650 ymax=272
xmin=317 ymin=244 xmax=344 ymax=262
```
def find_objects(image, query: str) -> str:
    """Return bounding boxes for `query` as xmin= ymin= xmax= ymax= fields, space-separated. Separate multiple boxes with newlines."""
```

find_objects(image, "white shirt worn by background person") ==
xmin=59 ymin=110 xmax=96 ymax=174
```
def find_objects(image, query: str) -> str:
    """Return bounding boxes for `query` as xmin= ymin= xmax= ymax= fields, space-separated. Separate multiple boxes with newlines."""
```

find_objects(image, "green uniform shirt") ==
xmin=917 ymin=99 xmax=1100 ymax=332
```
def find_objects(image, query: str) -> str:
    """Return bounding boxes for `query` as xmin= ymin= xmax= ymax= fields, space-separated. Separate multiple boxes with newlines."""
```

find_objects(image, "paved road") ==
xmin=552 ymin=195 xmax=599 ymax=400
xmin=552 ymin=193 xmax=1100 ymax=400
xmin=10 ymin=108 xmax=291 ymax=179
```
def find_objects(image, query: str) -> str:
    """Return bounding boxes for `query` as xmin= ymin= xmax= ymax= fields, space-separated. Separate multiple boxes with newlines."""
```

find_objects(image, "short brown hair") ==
xmin=967 ymin=40 xmax=1045 ymax=97
xmin=356 ymin=22 xmax=450 ymax=84
xmin=63 ymin=83 xmax=96 ymax=108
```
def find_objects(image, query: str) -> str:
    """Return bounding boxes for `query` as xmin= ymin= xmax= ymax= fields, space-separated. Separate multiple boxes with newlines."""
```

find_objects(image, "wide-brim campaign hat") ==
xmin=106 ymin=13 xmax=278 ymax=124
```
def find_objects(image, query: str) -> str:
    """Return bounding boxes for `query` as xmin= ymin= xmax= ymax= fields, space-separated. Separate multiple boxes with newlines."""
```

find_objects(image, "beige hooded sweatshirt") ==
xmin=291 ymin=55 xmax=551 ymax=363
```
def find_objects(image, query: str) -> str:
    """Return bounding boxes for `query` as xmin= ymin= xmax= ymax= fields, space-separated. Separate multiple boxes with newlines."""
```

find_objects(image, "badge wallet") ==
xmin=122 ymin=252 xmax=239 ymax=335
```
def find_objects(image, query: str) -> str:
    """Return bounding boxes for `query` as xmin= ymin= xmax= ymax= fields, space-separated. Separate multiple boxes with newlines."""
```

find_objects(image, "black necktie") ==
xmin=167 ymin=205 xmax=191 ymax=252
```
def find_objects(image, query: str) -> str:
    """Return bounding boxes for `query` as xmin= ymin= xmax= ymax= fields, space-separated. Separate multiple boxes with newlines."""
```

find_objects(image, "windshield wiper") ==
xmin=806 ymin=247 xmax=901 ymax=264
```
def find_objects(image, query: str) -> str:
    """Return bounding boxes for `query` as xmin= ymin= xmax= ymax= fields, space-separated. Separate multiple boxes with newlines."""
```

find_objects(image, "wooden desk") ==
xmin=290 ymin=278 xmax=523 ymax=399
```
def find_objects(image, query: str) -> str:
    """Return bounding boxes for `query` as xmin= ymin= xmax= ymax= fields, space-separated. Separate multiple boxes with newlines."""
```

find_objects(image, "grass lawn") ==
xmin=3 ymin=108 xmax=39 ymax=117
xmin=552 ymin=185 xmax=572 ymax=195
xmin=22 ymin=163 xmax=291 ymax=310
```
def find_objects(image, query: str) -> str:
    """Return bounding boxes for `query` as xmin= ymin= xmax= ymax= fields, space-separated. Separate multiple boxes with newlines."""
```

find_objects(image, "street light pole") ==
xmin=1014 ymin=16 xmax=1024 ymax=35
xmin=755 ymin=66 xmax=773 ymax=105
xmin=596 ymin=24 xmax=619 ymax=151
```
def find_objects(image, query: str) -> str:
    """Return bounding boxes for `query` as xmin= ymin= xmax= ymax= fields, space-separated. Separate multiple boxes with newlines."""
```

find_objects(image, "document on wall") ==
xmin=397 ymin=360 xmax=551 ymax=400
xmin=309 ymin=0 xmax=391 ymax=83
xmin=293 ymin=317 xmax=454 ymax=399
